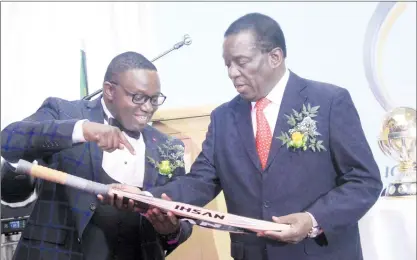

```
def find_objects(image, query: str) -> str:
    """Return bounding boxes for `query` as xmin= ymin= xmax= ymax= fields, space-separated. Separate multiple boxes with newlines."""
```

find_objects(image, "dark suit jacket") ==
xmin=1 ymin=96 xmax=192 ymax=260
xmin=149 ymin=72 xmax=383 ymax=260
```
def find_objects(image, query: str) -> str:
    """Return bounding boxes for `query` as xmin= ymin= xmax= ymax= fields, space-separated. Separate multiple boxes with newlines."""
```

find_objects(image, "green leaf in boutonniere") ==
xmin=277 ymin=131 xmax=292 ymax=148
xmin=285 ymin=114 xmax=297 ymax=127
xmin=315 ymin=140 xmax=326 ymax=152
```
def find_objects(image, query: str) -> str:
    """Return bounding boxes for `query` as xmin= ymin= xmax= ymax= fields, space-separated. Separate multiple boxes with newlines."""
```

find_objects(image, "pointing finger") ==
xmin=119 ymin=132 xmax=136 ymax=155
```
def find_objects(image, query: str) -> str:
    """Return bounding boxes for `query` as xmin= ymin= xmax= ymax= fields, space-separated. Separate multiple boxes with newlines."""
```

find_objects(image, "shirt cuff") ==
xmin=306 ymin=211 xmax=318 ymax=227
xmin=306 ymin=211 xmax=322 ymax=238
xmin=72 ymin=119 xmax=88 ymax=143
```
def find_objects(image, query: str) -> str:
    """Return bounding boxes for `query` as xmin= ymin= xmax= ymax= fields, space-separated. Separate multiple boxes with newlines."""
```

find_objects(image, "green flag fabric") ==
xmin=80 ymin=49 xmax=89 ymax=98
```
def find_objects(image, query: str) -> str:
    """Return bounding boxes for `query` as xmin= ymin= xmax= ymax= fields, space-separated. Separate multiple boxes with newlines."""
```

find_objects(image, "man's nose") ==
xmin=139 ymin=99 xmax=154 ymax=113
xmin=228 ymin=64 xmax=241 ymax=79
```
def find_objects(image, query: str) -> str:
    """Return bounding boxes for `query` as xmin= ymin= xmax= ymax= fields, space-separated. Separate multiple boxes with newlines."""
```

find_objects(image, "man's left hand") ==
xmin=144 ymin=193 xmax=181 ymax=235
xmin=257 ymin=212 xmax=313 ymax=244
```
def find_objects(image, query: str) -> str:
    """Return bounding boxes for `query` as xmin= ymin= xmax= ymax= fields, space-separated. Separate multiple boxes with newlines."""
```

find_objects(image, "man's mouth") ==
xmin=134 ymin=115 xmax=149 ymax=123
xmin=235 ymin=84 xmax=248 ymax=92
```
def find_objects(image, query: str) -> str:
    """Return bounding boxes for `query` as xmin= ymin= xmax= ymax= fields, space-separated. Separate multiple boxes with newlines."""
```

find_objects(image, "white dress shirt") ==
xmin=250 ymin=69 xmax=289 ymax=135
xmin=72 ymin=99 xmax=146 ymax=188
xmin=250 ymin=69 xmax=320 ymax=232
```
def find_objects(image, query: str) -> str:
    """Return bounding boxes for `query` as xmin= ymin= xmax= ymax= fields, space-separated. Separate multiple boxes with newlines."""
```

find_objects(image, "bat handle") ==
xmin=16 ymin=159 xmax=109 ymax=195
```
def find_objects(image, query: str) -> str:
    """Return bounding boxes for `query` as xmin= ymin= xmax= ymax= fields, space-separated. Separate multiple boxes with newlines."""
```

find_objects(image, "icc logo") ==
xmin=363 ymin=2 xmax=416 ymax=112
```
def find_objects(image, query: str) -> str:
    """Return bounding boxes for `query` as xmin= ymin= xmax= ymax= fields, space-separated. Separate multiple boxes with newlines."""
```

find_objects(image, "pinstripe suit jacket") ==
xmin=1 ymin=96 xmax=192 ymax=260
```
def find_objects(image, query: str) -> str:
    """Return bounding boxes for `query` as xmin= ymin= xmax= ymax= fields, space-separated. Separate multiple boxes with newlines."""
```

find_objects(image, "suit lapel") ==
xmin=141 ymin=126 xmax=160 ymax=190
xmin=264 ymin=71 xmax=308 ymax=171
xmin=83 ymin=97 xmax=105 ymax=182
xmin=75 ymin=97 xmax=104 ymax=239
xmin=233 ymin=99 xmax=262 ymax=172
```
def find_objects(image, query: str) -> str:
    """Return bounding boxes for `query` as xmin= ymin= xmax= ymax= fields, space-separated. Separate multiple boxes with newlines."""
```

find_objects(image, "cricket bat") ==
xmin=15 ymin=159 xmax=290 ymax=234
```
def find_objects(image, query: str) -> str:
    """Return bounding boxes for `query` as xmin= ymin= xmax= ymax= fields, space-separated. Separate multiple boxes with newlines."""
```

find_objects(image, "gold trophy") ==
xmin=378 ymin=107 xmax=416 ymax=196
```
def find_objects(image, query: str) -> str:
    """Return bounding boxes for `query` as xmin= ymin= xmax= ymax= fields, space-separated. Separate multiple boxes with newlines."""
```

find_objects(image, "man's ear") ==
xmin=268 ymin=47 xmax=284 ymax=69
xmin=103 ymin=81 xmax=115 ymax=101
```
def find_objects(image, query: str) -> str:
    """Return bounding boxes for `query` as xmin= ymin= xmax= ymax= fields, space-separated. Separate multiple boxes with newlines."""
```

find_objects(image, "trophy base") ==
xmin=383 ymin=182 xmax=417 ymax=197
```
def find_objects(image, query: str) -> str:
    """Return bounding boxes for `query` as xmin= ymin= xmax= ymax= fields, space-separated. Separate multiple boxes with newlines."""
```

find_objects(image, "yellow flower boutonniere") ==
xmin=158 ymin=160 xmax=172 ymax=175
xmin=290 ymin=131 xmax=306 ymax=148
xmin=147 ymin=137 xmax=185 ymax=178
xmin=277 ymin=103 xmax=326 ymax=152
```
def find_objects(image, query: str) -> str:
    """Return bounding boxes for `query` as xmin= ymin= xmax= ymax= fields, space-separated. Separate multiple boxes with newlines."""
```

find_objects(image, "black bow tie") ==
xmin=104 ymin=114 xmax=141 ymax=139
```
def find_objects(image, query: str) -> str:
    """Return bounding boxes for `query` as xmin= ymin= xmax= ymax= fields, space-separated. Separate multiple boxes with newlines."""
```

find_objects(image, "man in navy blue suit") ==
xmin=114 ymin=13 xmax=383 ymax=260
xmin=1 ymin=52 xmax=192 ymax=260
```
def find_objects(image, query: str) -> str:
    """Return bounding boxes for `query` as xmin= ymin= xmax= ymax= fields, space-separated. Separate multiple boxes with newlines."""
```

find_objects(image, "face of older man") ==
xmin=223 ymin=30 xmax=284 ymax=102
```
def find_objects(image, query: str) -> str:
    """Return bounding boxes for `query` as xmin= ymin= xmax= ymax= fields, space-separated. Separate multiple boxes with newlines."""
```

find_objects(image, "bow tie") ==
xmin=104 ymin=114 xmax=141 ymax=139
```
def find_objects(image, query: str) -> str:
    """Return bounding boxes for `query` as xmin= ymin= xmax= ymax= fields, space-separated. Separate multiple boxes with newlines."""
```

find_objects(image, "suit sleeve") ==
xmin=148 ymin=112 xmax=222 ymax=208
xmin=306 ymin=89 xmax=383 ymax=233
xmin=1 ymin=97 xmax=79 ymax=163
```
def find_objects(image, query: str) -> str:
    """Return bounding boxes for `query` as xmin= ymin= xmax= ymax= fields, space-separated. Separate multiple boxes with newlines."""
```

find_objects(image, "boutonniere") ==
xmin=277 ymin=103 xmax=326 ymax=152
xmin=147 ymin=137 xmax=185 ymax=178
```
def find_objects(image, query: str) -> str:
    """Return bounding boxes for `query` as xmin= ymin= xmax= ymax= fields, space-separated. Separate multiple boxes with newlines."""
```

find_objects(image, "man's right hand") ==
xmin=82 ymin=121 xmax=135 ymax=155
xmin=97 ymin=183 xmax=146 ymax=213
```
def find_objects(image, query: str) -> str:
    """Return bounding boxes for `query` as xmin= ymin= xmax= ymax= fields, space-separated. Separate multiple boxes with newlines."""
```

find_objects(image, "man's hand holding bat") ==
xmin=99 ymin=183 xmax=308 ymax=243
xmin=97 ymin=184 xmax=181 ymax=235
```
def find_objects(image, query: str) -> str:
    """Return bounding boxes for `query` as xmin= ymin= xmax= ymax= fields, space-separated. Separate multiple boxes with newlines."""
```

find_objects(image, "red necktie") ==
xmin=255 ymin=98 xmax=272 ymax=170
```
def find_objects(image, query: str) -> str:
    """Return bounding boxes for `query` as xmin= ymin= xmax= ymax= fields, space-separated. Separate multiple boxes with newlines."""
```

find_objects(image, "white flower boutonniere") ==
xmin=147 ymin=137 xmax=185 ymax=178
xmin=277 ymin=103 xmax=326 ymax=152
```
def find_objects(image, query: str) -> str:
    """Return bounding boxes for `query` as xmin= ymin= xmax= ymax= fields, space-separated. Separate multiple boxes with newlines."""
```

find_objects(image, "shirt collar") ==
xmin=251 ymin=68 xmax=290 ymax=109
xmin=101 ymin=98 xmax=114 ymax=123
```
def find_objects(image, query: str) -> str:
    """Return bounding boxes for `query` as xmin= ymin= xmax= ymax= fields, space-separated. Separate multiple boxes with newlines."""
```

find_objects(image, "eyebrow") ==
xmin=110 ymin=81 xmax=159 ymax=96
xmin=125 ymin=88 xmax=161 ymax=96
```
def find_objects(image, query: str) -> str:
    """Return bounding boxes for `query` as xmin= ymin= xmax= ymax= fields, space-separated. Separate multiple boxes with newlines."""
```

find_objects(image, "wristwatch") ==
xmin=161 ymin=225 xmax=182 ymax=245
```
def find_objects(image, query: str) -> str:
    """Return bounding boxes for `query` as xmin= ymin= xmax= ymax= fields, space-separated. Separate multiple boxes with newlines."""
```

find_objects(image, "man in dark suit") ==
xmin=141 ymin=13 xmax=383 ymax=260
xmin=1 ymin=52 xmax=192 ymax=260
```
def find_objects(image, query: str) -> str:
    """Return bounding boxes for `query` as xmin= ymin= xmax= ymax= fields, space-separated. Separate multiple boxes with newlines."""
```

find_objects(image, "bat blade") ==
xmin=16 ymin=159 xmax=290 ymax=234
xmin=111 ymin=189 xmax=290 ymax=234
